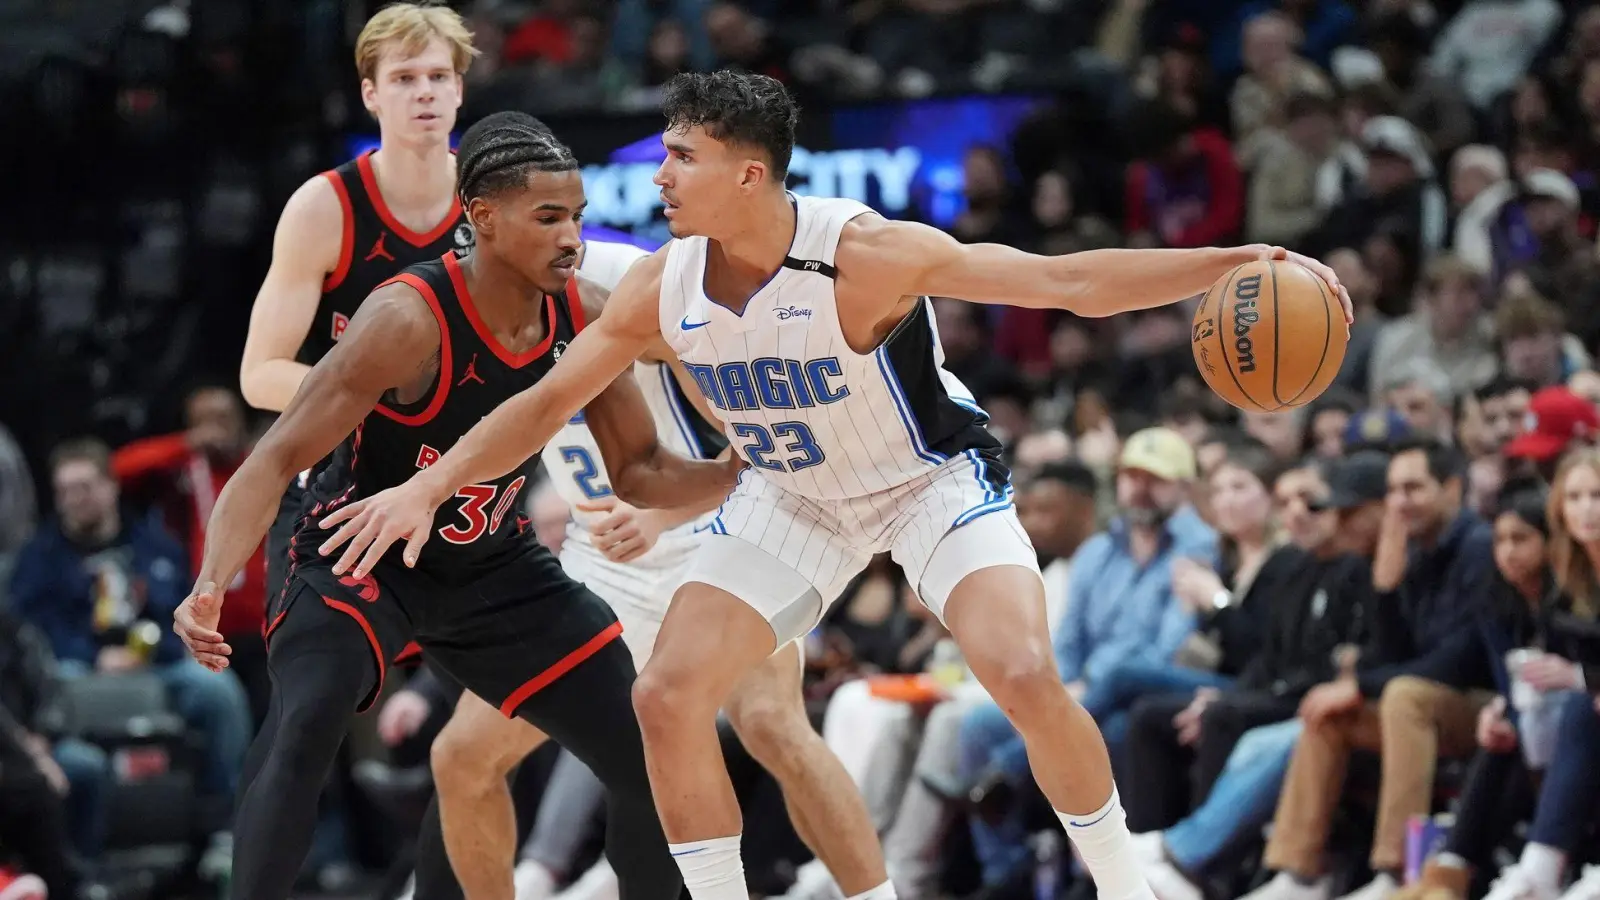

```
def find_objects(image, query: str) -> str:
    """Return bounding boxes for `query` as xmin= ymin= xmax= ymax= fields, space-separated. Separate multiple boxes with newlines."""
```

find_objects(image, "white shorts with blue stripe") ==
xmin=681 ymin=451 xmax=1041 ymax=646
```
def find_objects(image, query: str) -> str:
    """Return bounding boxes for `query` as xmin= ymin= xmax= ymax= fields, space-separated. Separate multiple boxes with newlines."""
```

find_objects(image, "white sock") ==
xmin=1058 ymin=789 xmax=1155 ymax=900
xmin=846 ymin=881 xmax=898 ymax=900
xmin=1520 ymin=842 xmax=1567 ymax=891
xmin=668 ymin=835 xmax=747 ymax=900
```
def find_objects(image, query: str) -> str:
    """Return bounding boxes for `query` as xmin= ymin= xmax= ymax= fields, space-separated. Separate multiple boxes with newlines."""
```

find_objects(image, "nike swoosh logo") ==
xmin=680 ymin=316 xmax=711 ymax=331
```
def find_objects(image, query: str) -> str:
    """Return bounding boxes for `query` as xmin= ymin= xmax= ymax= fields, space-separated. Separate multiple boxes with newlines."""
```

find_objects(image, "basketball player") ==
xmin=317 ymin=71 xmax=1354 ymax=900
xmin=172 ymin=115 xmax=736 ymax=900
xmin=239 ymin=2 xmax=476 ymax=602
xmin=415 ymin=236 xmax=894 ymax=900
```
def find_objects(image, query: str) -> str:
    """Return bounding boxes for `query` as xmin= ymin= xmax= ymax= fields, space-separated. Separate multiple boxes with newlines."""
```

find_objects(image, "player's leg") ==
xmin=422 ymin=556 xmax=682 ymax=900
xmin=917 ymin=513 xmax=1151 ymax=900
xmin=414 ymin=691 xmax=547 ymax=900
xmin=724 ymin=641 xmax=892 ymax=898
xmin=513 ymin=635 xmax=683 ymax=900
xmin=637 ymin=473 xmax=872 ymax=900
xmin=524 ymin=580 xmax=668 ymax=900
xmin=230 ymin=582 xmax=388 ymax=900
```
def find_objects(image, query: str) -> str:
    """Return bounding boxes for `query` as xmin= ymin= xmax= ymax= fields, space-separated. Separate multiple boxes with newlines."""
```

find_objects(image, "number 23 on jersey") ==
xmin=733 ymin=421 xmax=825 ymax=473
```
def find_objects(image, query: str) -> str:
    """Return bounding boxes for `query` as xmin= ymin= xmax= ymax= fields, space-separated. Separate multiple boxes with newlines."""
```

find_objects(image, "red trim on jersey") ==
xmin=373 ymin=272 xmax=454 ymax=427
xmin=322 ymin=171 xmax=356 ymax=292
xmin=564 ymin=274 xmax=587 ymax=334
xmin=446 ymin=253 xmax=559 ymax=369
xmin=497 ymin=621 xmax=624 ymax=717
xmin=356 ymin=151 xmax=462 ymax=247
xmin=320 ymin=596 xmax=386 ymax=711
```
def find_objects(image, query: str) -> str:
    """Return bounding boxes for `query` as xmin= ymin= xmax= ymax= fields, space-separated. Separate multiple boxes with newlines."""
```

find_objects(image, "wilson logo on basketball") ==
xmin=1231 ymin=274 xmax=1262 ymax=373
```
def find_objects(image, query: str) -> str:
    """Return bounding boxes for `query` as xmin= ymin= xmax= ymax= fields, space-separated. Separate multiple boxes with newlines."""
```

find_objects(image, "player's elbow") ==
xmin=607 ymin=457 xmax=664 ymax=508
xmin=239 ymin=363 xmax=278 ymax=411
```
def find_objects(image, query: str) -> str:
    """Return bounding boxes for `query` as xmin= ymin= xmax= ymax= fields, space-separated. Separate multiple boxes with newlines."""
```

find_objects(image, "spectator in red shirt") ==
xmin=1125 ymin=100 xmax=1245 ymax=249
xmin=111 ymin=383 xmax=268 ymax=721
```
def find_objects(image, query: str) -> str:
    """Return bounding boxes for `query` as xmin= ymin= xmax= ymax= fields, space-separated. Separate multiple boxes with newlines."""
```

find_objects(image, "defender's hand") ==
xmin=318 ymin=484 xmax=440 ymax=578
xmin=377 ymin=689 xmax=433 ymax=747
xmin=577 ymin=498 xmax=665 ymax=563
xmin=1257 ymin=245 xmax=1354 ymax=326
xmin=175 ymin=583 xmax=231 ymax=672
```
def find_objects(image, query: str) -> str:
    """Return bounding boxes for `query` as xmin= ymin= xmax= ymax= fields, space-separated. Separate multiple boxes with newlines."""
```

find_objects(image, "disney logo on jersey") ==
xmin=553 ymin=341 xmax=567 ymax=360
xmin=453 ymin=223 xmax=476 ymax=249
xmin=774 ymin=306 xmax=813 ymax=322
xmin=683 ymin=357 xmax=849 ymax=412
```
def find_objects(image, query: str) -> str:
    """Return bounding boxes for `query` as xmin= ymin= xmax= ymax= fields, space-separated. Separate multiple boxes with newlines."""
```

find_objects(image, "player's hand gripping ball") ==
xmin=1191 ymin=258 xmax=1348 ymax=412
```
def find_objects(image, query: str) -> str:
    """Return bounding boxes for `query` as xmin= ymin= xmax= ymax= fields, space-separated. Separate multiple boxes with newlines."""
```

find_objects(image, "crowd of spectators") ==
xmin=11 ymin=0 xmax=1600 ymax=899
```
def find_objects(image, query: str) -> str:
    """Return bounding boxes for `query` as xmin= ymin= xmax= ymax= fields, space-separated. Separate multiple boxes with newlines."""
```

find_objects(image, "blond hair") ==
xmin=355 ymin=2 xmax=478 ymax=82
xmin=1548 ymin=447 xmax=1600 ymax=618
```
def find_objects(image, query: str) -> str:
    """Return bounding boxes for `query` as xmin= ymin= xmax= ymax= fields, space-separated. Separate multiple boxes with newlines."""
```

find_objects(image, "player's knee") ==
xmin=726 ymin=690 xmax=811 ymax=766
xmin=970 ymin=642 xmax=1059 ymax=715
xmin=270 ymin=685 xmax=356 ymax=775
xmin=631 ymin=663 xmax=705 ymax=736
xmin=431 ymin=715 xmax=519 ymax=789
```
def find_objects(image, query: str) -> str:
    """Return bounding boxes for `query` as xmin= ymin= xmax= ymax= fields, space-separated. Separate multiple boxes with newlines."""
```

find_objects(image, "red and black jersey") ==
xmin=297 ymin=253 xmax=585 ymax=585
xmin=298 ymin=151 xmax=474 ymax=367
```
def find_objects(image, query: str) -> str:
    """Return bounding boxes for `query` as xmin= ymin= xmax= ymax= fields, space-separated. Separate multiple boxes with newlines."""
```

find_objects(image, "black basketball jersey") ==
xmin=300 ymin=253 xmax=585 ymax=583
xmin=298 ymin=150 xmax=474 ymax=367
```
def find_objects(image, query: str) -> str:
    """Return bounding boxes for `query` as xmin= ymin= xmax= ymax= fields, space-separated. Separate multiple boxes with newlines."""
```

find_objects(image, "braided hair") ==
xmin=456 ymin=111 xmax=579 ymax=204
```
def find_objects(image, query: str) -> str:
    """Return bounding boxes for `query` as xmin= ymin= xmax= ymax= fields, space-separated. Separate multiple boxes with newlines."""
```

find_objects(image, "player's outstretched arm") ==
xmin=175 ymin=284 xmax=440 ymax=670
xmin=575 ymin=271 xmax=742 ymax=511
xmin=835 ymin=216 xmax=1354 ymax=323
xmin=239 ymin=176 xmax=345 ymax=411
xmin=314 ymin=252 xmax=671 ymax=576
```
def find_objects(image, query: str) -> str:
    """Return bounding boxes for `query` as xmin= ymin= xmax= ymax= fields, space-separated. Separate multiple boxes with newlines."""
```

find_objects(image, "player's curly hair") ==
xmin=456 ymin=111 xmax=578 ymax=203
xmin=661 ymin=70 xmax=798 ymax=179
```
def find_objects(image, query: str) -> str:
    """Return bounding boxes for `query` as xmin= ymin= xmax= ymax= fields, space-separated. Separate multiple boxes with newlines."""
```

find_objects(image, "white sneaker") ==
xmin=1148 ymin=860 xmax=1203 ymax=900
xmin=1337 ymin=873 xmax=1400 ymax=900
xmin=1558 ymin=866 xmax=1600 ymax=900
xmin=1484 ymin=864 xmax=1561 ymax=900
xmin=1238 ymin=872 xmax=1333 ymax=900
xmin=515 ymin=860 xmax=558 ymax=900
xmin=1129 ymin=832 xmax=1166 ymax=868
xmin=554 ymin=858 xmax=619 ymax=900
xmin=779 ymin=859 xmax=844 ymax=900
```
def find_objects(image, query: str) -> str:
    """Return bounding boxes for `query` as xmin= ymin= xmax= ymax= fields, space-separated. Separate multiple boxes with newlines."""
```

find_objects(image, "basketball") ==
xmin=1190 ymin=259 xmax=1347 ymax=413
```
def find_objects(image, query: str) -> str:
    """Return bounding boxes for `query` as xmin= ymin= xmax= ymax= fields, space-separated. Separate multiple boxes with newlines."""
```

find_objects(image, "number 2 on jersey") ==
xmin=559 ymin=447 xmax=613 ymax=499
xmin=438 ymin=475 xmax=527 ymax=544
xmin=732 ymin=421 xmax=825 ymax=473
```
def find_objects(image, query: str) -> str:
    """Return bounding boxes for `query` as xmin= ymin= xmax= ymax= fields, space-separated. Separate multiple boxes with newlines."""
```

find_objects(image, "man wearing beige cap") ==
xmin=954 ymin=428 xmax=1216 ymax=888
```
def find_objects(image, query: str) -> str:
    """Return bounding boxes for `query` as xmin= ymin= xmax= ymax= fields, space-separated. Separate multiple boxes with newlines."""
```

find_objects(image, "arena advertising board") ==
xmin=350 ymin=94 xmax=1047 ymax=251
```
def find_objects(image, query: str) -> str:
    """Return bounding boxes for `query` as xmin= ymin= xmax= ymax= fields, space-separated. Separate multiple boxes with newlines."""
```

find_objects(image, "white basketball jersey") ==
xmin=658 ymin=195 xmax=995 ymax=501
xmin=541 ymin=240 xmax=723 ymax=568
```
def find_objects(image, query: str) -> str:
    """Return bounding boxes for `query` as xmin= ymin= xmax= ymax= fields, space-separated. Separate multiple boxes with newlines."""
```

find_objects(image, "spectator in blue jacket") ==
xmin=954 ymin=427 xmax=1216 ymax=887
xmin=1244 ymin=439 xmax=1498 ymax=900
xmin=9 ymin=438 xmax=251 ymax=817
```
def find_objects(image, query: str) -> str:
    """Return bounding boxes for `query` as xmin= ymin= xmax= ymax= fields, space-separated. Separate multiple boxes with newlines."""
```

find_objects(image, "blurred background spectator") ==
xmin=13 ymin=0 xmax=1600 ymax=897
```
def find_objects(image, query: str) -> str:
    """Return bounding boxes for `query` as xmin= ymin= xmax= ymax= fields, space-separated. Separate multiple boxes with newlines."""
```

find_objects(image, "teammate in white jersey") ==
xmin=318 ymin=71 xmax=1353 ymax=900
xmin=418 ymin=238 xmax=894 ymax=900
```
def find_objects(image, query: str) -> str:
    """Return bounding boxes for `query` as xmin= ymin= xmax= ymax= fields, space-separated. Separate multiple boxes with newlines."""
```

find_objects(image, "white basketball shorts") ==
xmin=558 ymin=538 xmax=694 ymax=670
xmin=682 ymin=451 xmax=1042 ymax=646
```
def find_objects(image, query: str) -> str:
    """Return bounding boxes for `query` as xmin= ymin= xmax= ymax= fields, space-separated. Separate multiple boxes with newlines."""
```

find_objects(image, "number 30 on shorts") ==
xmin=732 ymin=421 xmax=825 ymax=472
xmin=439 ymin=475 xmax=527 ymax=544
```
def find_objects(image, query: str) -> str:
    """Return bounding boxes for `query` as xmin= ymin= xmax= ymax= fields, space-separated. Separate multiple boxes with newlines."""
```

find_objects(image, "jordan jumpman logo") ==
xmin=457 ymin=353 xmax=485 ymax=386
xmin=365 ymin=232 xmax=395 ymax=262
